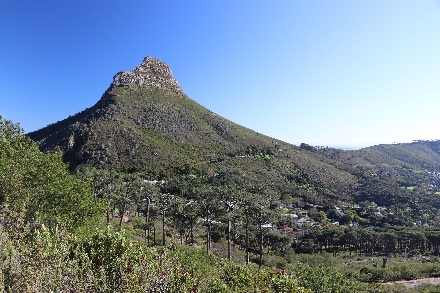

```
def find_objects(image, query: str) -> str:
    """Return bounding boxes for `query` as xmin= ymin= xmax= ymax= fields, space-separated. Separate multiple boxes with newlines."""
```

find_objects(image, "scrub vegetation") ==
xmin=4 ymin=59 xmax=440 ymax=292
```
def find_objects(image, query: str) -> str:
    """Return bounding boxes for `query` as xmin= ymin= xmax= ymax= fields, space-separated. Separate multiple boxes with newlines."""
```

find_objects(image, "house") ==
xmin=284 ymin=213 xmax=298 ymax=227
xmin=331 ymin=221 xmax=340 ymax=226
xmin=262 ymin=223 xmax=273 ymax=229
xmin=297 ymin=217 xmax=315 ymax=229
xmin=335 ymin=206 xmax=345 ymax=217
xmin=374 ymin=212 xmax=383 ymax=219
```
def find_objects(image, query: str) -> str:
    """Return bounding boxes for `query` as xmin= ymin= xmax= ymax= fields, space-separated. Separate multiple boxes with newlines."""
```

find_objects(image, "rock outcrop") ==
xmin=112 ymin=56 xmax=184 ymax=95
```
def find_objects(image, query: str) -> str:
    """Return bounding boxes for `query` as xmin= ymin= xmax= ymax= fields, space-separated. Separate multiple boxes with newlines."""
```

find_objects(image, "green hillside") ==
xmin=27 ymin=57 xmax=440 ymax=210
xmin=315 ymin=141 xmax=440 ymax=208
xmin=319 ymin=141 xmax=440 ymax=170
xmin=28 ymin=57 xmax=357 ymax=206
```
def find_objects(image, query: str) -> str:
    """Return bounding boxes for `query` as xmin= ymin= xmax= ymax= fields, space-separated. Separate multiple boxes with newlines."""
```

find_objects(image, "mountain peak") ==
xmin=112 ymin=56 xmax=184 ymax=94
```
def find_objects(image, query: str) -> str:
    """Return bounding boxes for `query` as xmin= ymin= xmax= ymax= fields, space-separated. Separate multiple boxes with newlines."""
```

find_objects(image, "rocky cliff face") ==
xmin=112 ymin=56 xmax=184 ymax=95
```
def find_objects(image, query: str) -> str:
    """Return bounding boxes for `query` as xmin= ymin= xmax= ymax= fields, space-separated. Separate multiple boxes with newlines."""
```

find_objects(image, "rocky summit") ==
xmin=112 ymin=56 xmax=184 ymax=95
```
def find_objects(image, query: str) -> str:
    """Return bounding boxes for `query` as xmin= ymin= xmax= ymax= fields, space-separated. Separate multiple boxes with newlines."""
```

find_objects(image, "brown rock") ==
xmin=112 ymin=56 xmax=184 ymax=95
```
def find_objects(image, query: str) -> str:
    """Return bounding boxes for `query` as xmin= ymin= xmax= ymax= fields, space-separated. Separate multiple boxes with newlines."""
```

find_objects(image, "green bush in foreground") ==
xmin=0 ymin=115 xmax=105 ymax=242
xmin=2 ymin=225 xmax=355 ymax=292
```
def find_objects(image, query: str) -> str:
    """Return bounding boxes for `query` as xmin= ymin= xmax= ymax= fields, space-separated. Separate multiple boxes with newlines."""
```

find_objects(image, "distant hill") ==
xmin=27 ymin=57 xmax=440 ymax=209
xmin=319 ymin=141 xmax=440 ymax=170
xmin=317 ymin=141 xmax=440 ymax=208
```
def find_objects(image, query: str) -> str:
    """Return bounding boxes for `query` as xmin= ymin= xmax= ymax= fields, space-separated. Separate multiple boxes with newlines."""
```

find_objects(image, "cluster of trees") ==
xmin=3 ymin=110 xmax=438 ymax=268
xmin=1 ymin=114 xmax=292 ymax=270
xmin=78 ymin=166 xmax=291 ymax=268
xmin=297 ymin=226 xmax=440 ymax=257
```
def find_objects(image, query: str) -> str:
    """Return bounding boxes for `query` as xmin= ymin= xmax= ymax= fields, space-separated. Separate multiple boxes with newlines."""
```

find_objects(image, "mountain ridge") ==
xmin=27 ymin=57 xmax=440 ymax=209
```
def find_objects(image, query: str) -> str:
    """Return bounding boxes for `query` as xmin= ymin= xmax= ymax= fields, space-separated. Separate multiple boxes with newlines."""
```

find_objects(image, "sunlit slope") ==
xmin=318 ymin=141 xmax=440 ymax=171
xmin=28 ymin=82 xmax=357 ymax=204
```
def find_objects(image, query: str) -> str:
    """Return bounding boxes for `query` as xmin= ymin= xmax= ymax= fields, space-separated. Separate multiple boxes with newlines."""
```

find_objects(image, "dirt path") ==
xmin=383 ymin=277 xmax=440 ymax=288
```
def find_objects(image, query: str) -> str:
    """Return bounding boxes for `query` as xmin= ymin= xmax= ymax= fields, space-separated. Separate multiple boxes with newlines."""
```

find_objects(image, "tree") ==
xmin=317 ymin=211 xmax=327 ymax=222
xmin=189 ymin=182 xmax=223 ymax=255
xmin=76 ymin=167 xmax=122 ymax=224
xmin=167 ymin=196 xmax=186 ymax=245
xmin=155 ymin=192 xmax=174 ymax=246
xmin=115 ymin=174 xmax=145 ymax=230
xmin=343 ymin=210 xmax=357 ymax=225
xmin=211 ymin=173 xmax=242 ymax=260
xmin=239 ymin=190 xmax=255 ymax=264
xmin=246 ymin=184 xmax=279 ymax=268
xmin=0 ymin=115 xmax=105 ymax=240
xmin=182 ymin=199 xmax=200 ymax=245
xmin=138 ymin=182 xmax=159 ymax=245
xmin=222 ymin=187 xmax=238 ymax=261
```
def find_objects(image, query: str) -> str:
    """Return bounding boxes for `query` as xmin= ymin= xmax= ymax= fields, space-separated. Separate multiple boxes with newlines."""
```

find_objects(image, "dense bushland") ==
xmin=4 ymin=115 xmax=440 ymax=292
xmin=1 ymin=223 xmax=368 ymax=293
xmin=0 ymin=115 xmax=358 ymax=292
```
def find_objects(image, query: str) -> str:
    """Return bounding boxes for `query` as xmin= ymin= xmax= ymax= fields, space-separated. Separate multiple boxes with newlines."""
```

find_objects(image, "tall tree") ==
xmin=138 ymin=182 xmax=159 ymax=245
xmin=246 ymin=184 xmax=279 ymax=268
xmin=191 ymin=184 xmax=222 ymax=255
xmin=76 ymin=167 xmax=122 ymax=224
xmin=239 ymin=190 xmax=255 ymax=264
xmin=210 ymin=171 xmax=244 ymax=260
xmin=156 ymin=192 xmax=173 ymax=246
xmin=182 ymin=199 xmax=200 ymax=245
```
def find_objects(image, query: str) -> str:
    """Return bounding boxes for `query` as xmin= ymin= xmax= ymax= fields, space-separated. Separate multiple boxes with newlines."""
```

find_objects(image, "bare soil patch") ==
xmin=383 ymin=277 xmax=440 ymax=288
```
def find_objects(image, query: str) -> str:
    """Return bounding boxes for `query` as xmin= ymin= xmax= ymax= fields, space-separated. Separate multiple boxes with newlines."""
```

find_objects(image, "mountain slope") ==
xmin=28 ymin=57 xmax=357 ymax=204
xmin=319 ymin=141 xmax=440 ymax=170
xmin=316 ymin=140 xmax=440 ymax=208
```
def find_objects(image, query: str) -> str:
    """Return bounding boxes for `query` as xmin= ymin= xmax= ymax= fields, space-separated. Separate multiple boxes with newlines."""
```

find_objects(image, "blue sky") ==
xmin=1 ymin=1 xmax=439 ymax=149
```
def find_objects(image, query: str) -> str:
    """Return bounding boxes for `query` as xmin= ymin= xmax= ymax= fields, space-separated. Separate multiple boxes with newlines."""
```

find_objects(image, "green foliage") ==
xmin=270 ymin=270 xmax=311 ymax=293
xmin=343 ymin=210 xmax=357 ymax=224
xmin=292 ymin=263 xmax=359 ymax=293
xmin=0 ymin=224 xmax=364 ymax=292
xmin=0 ymin=116 xmax=105 ymax=240
xmin=318 ymin=210 xmax=327 ymax=221
xmin=27 ymin=84 xmax=359 ymax=206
